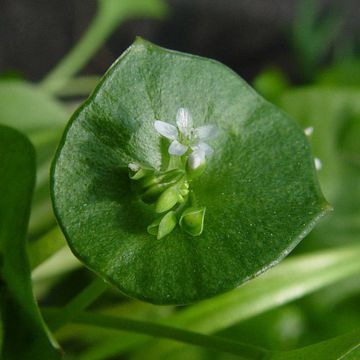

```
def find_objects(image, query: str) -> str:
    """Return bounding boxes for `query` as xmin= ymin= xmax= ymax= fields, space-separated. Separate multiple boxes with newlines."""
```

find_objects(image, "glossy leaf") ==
xmin=52 ymin=38 xmax=329 ymax=304
xmin=0 ymin=125 xmax=61 ymax=359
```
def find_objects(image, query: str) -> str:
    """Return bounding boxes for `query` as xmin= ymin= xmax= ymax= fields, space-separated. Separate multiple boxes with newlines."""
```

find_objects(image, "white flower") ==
xmin=128 ymin=162 xmax=140 ymax=172
xmin=304 ymin=127 xmax=314 ymax=136
xmin=304 ymin=127 xmax=322 ymax=171
xmin=314 ymin=157 xmax=322 ymax=171
xmin=154 ymin=108 xmax=218 ymax=164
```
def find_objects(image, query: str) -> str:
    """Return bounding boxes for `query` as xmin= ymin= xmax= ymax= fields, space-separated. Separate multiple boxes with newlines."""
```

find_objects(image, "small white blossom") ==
xmin=154 ymin=108 xmax=218 ymax=166
xmin=303 ymin=127 xmax=321 ymax=171
xmin=304 ymin=127 xmax=314 ymax=136
xmin=128 ymin=162 xmax=140 ymax=172
xmin=314 ymin=157 xmax=322 ymax=171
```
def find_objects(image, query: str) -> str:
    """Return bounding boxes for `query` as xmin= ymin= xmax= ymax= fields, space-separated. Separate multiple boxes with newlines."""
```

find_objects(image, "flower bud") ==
xmin=141 ymin=169 xmax=184 ymax=188
xmin=140 ymin=169 xmax=185 ymax=204
xmin=147 ymin=211 xmax=177 ymax=239
xmin=128 ymin=163 xmax=153 ymax=180
xmin=141 ymin=183 xmax=167 ymax=204
xmin=186 ymin=150 xmax=206 ymax=179
xmin=129 ymin=168 xmax=152 ymax=180
xmin=179 ymin=206 xmax=206 ymax=236
xmin=155 ymin=187 xmax=179 ymax=213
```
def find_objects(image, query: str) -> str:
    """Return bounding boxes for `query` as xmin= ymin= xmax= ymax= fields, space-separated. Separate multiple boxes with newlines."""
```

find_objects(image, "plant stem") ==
xmin=72 ymin=312 xmax=267 ymax=359
xmin=46 ymin=277 xmax=108 ymax=331
xmin=40 ymin=0 xmax=166 ymax=95
xmin=40 ymin=2 xmax=121 ymax=94
xmin=54 ymin=76 xmax=100 ymax=97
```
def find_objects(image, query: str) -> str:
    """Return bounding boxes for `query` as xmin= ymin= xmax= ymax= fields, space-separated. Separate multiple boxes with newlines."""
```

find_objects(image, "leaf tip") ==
xmin=134 ymin=36 xmax=155 ymax=50
xmin=323 ymin=202 xmax=334 ymax=213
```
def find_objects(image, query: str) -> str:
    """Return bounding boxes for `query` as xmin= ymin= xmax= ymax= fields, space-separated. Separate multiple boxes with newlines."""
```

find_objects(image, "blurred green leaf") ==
xmin=217 ymin=305 xmax=306 ymax=352
xmin=68 ymin=311 xmax=267 ymax=359
xmin=253 ymin=68 xmax=289 ymax=104
xmin=316 ymin=60 xmax=360 ymax=87
xmin=28 ymin=227 xmax=67 ymax=270
xmin=57 ymin=245 xmax=360 ymax=359
xmin=0 ymin=80 xmax=68 ymax=238
xmin=280 ymin=86 xmax=360 ymax=201
xmin=292 ymin=0 xmax=343 ymax=80
xmin=280 ymin=87 xmax=360 ymax=249
xmin=57 ymin=309 xmax=360 ymax=360
xmin=52 ymin=38 xmax=329 ymax=305
xmin=168 ymin=245 xmax=360 ymax=330
xmin=0 ymin=80 xmax=67 ymax=134
xmin=269 ymin=328 xmax=360 ymax=360
xmin=337 ymin=110 xmax=360 ymax=167
xmin=0 ymin=125 xmax=61 ymax=359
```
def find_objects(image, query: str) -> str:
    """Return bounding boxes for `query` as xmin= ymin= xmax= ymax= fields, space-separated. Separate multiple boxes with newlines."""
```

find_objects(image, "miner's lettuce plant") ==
xmin=51 ymin=38 xmax=330 ymax=305
xmin=1 ymin=1 xmax=360 ymax=359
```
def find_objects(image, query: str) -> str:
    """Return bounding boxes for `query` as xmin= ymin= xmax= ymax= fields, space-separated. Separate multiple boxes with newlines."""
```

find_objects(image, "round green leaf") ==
xmin=51 ymin=38 xmax=330 ymax=304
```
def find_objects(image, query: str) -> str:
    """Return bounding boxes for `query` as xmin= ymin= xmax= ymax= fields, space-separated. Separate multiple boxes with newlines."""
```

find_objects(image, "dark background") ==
xmin=0 ymin=0 xmax=358 ymax=83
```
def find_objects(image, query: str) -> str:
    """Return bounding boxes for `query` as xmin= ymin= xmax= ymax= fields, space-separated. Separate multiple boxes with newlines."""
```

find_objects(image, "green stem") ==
xmin=72 ymin=312 xmax=267 ymax=359
xmin=46 ymin=277 xmax=108 ymax=331
xmin=189 ymin=190 xmax=198 ymax=207
xmin=40 ymin=2 xmax=121 ymax=94
xmin=40 ymin=0 xmax=166 ymax=94
xmin=54 ymin=76 xmax=100 ymax=97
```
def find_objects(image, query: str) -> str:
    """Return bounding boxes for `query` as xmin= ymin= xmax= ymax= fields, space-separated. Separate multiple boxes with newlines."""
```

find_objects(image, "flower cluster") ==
xmin=154 ymin=108 xmax=217 ymax=172
xmin=128 ymin=108 xmax=217 ymax=239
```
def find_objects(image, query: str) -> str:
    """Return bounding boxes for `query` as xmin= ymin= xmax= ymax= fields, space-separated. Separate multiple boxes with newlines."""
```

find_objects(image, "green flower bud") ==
xmin=140 ymin=169 xmax=184 ymax=204
xmin=129 ymin=167 xmax=152 ymax=180
xmin=179 ymin=206 xmax=206 ymax=236
xmin=141 ymin=169 xmax=184 ymax=188
xmin=147 ymin=211 xmax=177 ymax=239
xmin=155 ymin=187 xmax=179 ymax=213
xmin=141 ymin=183 xmax=168 ymax=204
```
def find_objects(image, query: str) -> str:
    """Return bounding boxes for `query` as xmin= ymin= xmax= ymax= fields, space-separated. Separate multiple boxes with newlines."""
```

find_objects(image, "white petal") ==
xmin=154 ymin=121 xmax=178 ymax=140
xmin=168 ymin=140 xmax=188 ymax=156
xmin=128 ymin=162 xmax=140 ymax=171
xmin=191 ymin=142 xmax=213 ymax=156
xmin=314 ymin=157 xmax=322 ymax=170
xmin=194 ymin=124 xmax=218 ymax=140
xmin=188 ymin=149 xmax=205 ymax=170
xmin=304 ymin=127 xmax=314 ymax=136
xmin=176 ymin=108 xmax=192 ymax=134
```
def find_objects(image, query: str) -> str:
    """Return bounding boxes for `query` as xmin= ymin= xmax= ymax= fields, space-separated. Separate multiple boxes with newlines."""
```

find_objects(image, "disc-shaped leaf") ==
xmin=51 ymin=38 xmax=330 ymax=304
